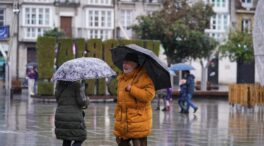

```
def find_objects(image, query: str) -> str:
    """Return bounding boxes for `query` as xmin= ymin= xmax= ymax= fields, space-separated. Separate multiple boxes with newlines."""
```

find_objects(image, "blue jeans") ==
xmin=178 ymin=97 xmax=187 ymax=111
xmin=186 ymin=93 xmax=197 ymax=111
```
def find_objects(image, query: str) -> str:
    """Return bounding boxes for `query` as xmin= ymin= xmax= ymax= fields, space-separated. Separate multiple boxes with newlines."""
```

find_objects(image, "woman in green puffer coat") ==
xmin=54 ymin=81 xmax=88 ymax=146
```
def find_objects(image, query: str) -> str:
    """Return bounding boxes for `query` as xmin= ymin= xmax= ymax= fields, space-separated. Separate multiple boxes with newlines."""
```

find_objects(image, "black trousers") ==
xmin=116 ymin=137 xmax=147 ymax=146
xmin=62 ymin=140 xmax=84 ymax=146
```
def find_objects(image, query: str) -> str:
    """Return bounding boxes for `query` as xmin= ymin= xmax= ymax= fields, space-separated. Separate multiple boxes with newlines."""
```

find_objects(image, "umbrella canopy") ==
xmin=52 ymin=57 xmax=116 ymax=81
xmin=111 ymin=44 xmax=171 ymax=90
xmin=169 ymin=69 xmax=176 ymax=76
xmin=26 ymin=62 xmax=37 ymax=68
xmin=169 ymin=63 xmax=195 ymax=71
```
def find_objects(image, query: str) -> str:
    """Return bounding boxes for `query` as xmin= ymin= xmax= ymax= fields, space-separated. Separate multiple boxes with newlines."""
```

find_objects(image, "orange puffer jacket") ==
xmin=113 ymin=68 xmax=155 ymax=139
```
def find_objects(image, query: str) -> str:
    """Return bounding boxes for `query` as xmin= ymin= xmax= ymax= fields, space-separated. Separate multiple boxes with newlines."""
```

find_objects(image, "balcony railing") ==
xmin=54 ymin=0 xmax=80 ymax=7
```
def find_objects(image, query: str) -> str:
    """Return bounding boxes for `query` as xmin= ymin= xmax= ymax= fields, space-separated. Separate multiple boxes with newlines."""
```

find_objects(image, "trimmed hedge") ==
xmin=57 ymin=39 xmax=74 ymax=66
xmin=37 ymin=81 xmax=54 ymax=96
xmin=75 ymin=38 xmax=86 ymax=58
xmin=107 ymin=78 xmax=117 ymax=96
xmin=103 ymin=39 xmax=120 ymax=73
xmin=36 ymin=37 xmax=56 ymax=79
xmin=36 ymin=37 xmax=160 ymax=96
xmin=153 ymin=40 xmax=160 ymax=55
xmin=86 ymin=39 xmax=105 ymax=95
xmin=86 ymin=79 xmax=96 ymax=96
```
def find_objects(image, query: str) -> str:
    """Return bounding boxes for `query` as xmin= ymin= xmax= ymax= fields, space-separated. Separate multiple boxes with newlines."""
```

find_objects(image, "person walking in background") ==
xmin=155 ymin=88 xmax=172 ymax=111
xmin=162 ymin=88 xmax=172 ymax=111
xmin=113 ymin=53 xmax=155 ymax=146
xmin=182 ymin=70 xmax=198 ymax=113
xmin=27 ymin=67 xmax=37 ymax=96
xmin=178 ymin=79 xmax=188 ymax=113
xmin=54 ymin=81 xmax=88 ymax=146
xmin=33 ymin=67 xmax=38 ymax=95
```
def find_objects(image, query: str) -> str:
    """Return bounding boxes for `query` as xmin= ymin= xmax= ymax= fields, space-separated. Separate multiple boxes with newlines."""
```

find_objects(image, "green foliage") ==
xmin=131 ymin=40 xmax=144 ymax=47
xmin=87 ymin=39 xmax=103 ymax=57
xmin=132 ymin=0 xmax=215 ymax=64
xmin=98 ymin=79 xmax=106 ymax=95
xmin=43 ymin=28 xmax=65 ymax=38
xmin=37 ymin=81 xmax=54 ymax=96
xmin=57 ymin=39 xmax=74 ymax=66
xmin=107 ymin=78 xmax=117 ymax=96
xmin=220 ymin=31 xmax=254 ymax=62
xmin=36 ymin=36 xmax=160 ymax=96
xmin=75 ymin=38 xmax=86 ymax=58
xmin=118 ymin=39 xmax=134 ymax=45
xmin=86 ymin=79 xmax=96 ymax=95
xmin=86 ymin=39 xmax=105 ymax=95
xmin=153 ymin=41 xmax=160 ymax=55
xmin=103 ymin=39 xmax=121 ymax=73
xmin=144 ymin=40 xmax=160 ymax=55
xmin=36 ymin=37 xmax=56 ymax=79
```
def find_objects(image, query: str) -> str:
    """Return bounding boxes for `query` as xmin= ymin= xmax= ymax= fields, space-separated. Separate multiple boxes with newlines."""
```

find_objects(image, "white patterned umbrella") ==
xmin=52 ymin=57 xmax=116 ymax=81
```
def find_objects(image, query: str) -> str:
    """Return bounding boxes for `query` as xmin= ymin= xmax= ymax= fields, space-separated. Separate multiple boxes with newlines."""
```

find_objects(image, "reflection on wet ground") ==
xmin=0 ymin=91 xmax=263 ymax=146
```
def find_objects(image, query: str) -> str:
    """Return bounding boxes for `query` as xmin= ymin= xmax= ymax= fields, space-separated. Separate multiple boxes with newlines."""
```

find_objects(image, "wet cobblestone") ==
xmin=0 ymin=92 xmax=263 ymax=146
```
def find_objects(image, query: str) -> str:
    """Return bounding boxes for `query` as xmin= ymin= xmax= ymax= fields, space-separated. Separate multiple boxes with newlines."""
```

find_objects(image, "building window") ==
xmin=242 ymin=0 xmax=252 ymax=4
xmin=217 ymin=14 xmax=221 ymax=30
xmin=0 ymin=9 xmax=4 ymax=26
xmin=211 ymin=0 xmax=226 ymax=7
xmin=120 ymin=10 xmax=133 ymax=30
xmin=23 ymin=6 xmax=52 ymax=39
xmin=223 ymin=14 xmax=228 ymax=30
xmin=241 ymin=0 xmax=253 ymax=8
xmin=88 ymin=0 xmax=112 ymax=5
xmin=212 ymin=16 xmax=216 ymax=29
xmin=87 ymin=9 xmax=113 ymax=28
xmin=241 ymin=19 xmax=251 ymax=32
xmin=222 ymin=0 xmax=226 ymax=7
xmin=86 ymin=8 xmax=113 ymax=40
xmin=88 ymin=30 xmax=112 ymax=40
xmin=24 ymin=7 xmax=51 ymax=26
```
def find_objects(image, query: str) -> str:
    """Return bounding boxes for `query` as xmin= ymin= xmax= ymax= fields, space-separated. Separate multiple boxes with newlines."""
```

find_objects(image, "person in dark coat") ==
xmin=55 ymin=81 xmax=88 ymax=146
xmin=182 ymin=70 xmax=198 ymax=113
xmin=178 ymin=79 xmax=188 ymax=113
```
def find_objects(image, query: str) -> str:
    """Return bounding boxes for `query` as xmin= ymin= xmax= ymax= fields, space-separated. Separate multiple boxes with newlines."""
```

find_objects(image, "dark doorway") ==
xmin=60 ymin=16 xmax=72 ymax=37
xmin=27 ymin=47 xmax=36 ymax=63
xmin=237 ymin=60 xmax=255 ymax=83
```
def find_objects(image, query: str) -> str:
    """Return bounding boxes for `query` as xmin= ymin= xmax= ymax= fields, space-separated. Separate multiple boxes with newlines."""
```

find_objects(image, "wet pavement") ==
xmin=0 ymin=90 xmax=264 ymax=146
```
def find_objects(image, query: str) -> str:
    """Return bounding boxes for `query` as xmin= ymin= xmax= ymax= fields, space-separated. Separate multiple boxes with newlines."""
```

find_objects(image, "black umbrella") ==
xmin=111 ymin=44 xmax=171 ymax=90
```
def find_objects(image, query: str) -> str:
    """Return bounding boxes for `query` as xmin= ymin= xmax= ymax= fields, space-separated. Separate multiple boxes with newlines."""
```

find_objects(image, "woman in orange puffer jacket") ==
xmin=113 ymin=53 xmax=155 ymax=146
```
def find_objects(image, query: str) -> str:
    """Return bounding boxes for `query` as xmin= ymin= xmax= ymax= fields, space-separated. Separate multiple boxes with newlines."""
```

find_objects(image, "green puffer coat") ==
xmin=54 ymin=81 xmax=87 ymax=141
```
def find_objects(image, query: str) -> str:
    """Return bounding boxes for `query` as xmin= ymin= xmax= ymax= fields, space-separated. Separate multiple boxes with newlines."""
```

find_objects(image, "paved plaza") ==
xmin=0 ymin=90 xmax=264 ymax=146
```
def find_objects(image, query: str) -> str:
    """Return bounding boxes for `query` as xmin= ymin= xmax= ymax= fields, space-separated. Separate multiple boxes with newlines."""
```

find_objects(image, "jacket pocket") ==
xmin=127 ymin=108 xmax=147 ymax=123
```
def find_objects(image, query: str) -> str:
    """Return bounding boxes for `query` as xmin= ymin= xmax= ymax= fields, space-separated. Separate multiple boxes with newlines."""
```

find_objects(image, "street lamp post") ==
xmin=13 ymin=5 xmax=20 ymax=79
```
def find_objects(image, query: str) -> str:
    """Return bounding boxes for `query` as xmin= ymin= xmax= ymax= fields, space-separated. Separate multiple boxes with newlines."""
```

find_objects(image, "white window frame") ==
xmin=242 ymin=0 xmax=253 ymax=8
xmin=120 ymin=9 xmax=134 ymax=30
xmin=87 ymin=0 xmax=112 ymax=5
xmin=241 ymin=19 xmax=251 ymax=32
xmin=23 ymin=6 xmax=52 ymax=26
xmin=22 ymin=6 xmax=53 ymax=39
xmin=86 ymin=8 xmax=114 ymax=29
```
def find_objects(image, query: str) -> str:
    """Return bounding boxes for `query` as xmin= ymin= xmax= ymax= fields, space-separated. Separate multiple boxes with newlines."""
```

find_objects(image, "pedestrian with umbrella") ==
xmin=52 ymin=57 xmax=116 ymax=146
xmin=169 ymin=63 xmax=198 ymax=114
xmin=111 ymin=44 xmax=171 ymax=146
